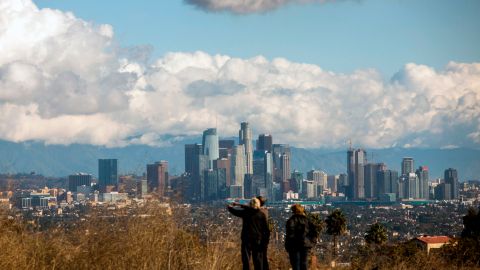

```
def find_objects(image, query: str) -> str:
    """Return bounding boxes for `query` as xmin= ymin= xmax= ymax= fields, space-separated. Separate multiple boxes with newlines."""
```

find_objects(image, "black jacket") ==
xmin=228 ymin=206 xmax=270 ymax=247
xmin=285 ymin=214 xmax=314 ymax=252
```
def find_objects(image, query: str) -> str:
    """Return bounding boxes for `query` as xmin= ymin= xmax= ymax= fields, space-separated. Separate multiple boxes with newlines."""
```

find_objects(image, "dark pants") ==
xmin=241 ymin=242 xmax=266 ymax=270
xmin=288 ymin=248 xmax=309 ymax=270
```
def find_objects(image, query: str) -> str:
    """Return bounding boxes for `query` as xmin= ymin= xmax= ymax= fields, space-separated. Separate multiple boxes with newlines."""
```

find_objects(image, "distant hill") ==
xmin=0 ymin=139 xmax=478 ymax=180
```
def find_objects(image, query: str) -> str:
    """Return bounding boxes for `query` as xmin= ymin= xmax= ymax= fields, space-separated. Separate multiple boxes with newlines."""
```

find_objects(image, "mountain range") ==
xmin=0 ymin=139 xmax=478 ymax=181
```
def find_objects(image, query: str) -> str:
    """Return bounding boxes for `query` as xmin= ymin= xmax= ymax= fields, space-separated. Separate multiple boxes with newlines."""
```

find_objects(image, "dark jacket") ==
xmin=228 ymin=206 xmax=270 ymax=247
xmin=285 ymin=214 xmax=314 ymax=252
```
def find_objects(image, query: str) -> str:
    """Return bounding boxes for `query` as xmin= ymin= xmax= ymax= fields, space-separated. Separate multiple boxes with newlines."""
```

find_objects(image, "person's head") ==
xmin=256 ymin=196 xmax=266 ymax=207
xmin=291 ymin=204 xmax=305 ymax=215
xmin=249 ymin=197 xmax=261 ymax=209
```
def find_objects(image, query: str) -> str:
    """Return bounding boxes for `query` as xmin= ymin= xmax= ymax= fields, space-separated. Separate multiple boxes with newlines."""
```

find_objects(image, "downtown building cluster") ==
xmin=344 ymin=149 xmax=460 ymax=202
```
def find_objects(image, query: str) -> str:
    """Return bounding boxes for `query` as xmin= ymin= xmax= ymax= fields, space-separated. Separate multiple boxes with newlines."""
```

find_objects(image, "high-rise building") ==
xmin=327 ymin=175 xmax=339 ymax=193
xmin=444 ymin=168 xmax=459 ymax=199
xmin=214 ymin=158 xmax=231 ymax=186
xmin=253 ymin=150 xmax=274 ymax=200
xmin=272 ymin=144 xmax=291 ymax=183
xmin=194 ymin=153 xmax=209 ymax=202
xmin=406 ymin=172 xmax=420 ymax=199
xmin=377 ymin=169 xmax=399 ymax=198
xmin=219 ymin=139 xmax=235 ymax=150
xmin=98 ymin=159 xmax=118 ymax=192
xmin=68 ymin=173 xmax=92 ymax=192
xmin=146 ymin=161 xmax=169 ymax=195
xmin=338 ymin=173 xmax=348 ymax=194
xmin=239 ymin=122 xmax=253 ymax=174
xmin=307 ymin=170 xmax=327 ymax=189
xmin=290 ymin=170 xmax=303 ymax=193
xmin=136 ymin=179 xmax=148 ymax=198
xmin=257 ymin=134 xmax=273 ymax=153
xmin=202 ymin=128 xmax=219 ymax=169
xmin=185 ymin=144 xmax=202 ymax=175
xmin=231 ymin=145 xmax=246 ymax=196
xmin=434 ymin=182 xmax=452 ymax=200
xmin=401 ymin=157 xmax=414 ymax=176
xmin=416 ymin=166 xmax=429 ymax=199
xmin=347 ymin=149 xmax=366 ymax=200
xmin=364 ymin=163 xmax=386 ymax=199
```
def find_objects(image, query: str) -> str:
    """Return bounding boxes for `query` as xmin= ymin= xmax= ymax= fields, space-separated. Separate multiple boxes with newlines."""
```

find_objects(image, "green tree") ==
xmin=306 ymin=212 xmax=324 ymax=242
xmin=365 ymin=222 xmax=388 ymax=246
xmin=325 ymin=209 xmax=347 ymax=259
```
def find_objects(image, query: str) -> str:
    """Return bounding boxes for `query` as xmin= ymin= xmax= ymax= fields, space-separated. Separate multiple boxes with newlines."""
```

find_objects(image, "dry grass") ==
xmin=0 ymin=206 xmax=244 ymax=270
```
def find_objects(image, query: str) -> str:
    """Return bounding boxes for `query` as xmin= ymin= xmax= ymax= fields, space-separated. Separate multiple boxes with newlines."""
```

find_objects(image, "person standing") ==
xmin=227 ymin=198 xmax=270 ymax=270
xmin=285 ymin=204 xmax=314 ymax=270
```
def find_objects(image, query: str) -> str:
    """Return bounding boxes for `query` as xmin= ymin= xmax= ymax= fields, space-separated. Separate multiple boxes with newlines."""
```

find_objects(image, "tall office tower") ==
xmin=202 ymin=128 xmax=219 ymax=169
xmin=219 ymin=139 xmax=235 ymax=150
xmin=338 ymin=173 xmax=348 ymax=194
xmin=290 ymin=170 xmax=303 ymax=193
xmin=406 ymin=172 xmax=420 ymax=199
xmin=185 ymin=144 xmax=203 ymax=175
xmin=239 ymin=122 xmax=253 ymax=174
xmin=434 ymin=183 xmax=452 ymax=200
xmin=364 ymin=163 xmax=387 ymax=199
xmin=327 ymin=175 xmax=339 ymax=193
xmin=281 ymin=153 xmax=291 ymax=184
xmin=444 ymin=168 xmax=459 ymax=199
xmin=347 ymin=149 xmax=366 ymax=200
xmin=416 ymin=166 xmax=429 ymax=199
xmin=136 ymin=179 xmax=148 ymax=198
xmin=272 ymin=144 xmax=291 ymax=183
xmin=146 ymin=161 xmax=169 ymax=195
xmin=214 ymin=158 xmax=231 ymax=186
xmin=264 ymin=152 xmax=274 ymax=200
xmin=98 ymin=159 xmax=118 ymax=192
xmin=68 ymin=173 xmax=92 ymax=192
xmin=204 ymin=169 xmax=218 ymax=201
xmin=231 ymin=145 xmax=246 ymax=196
xmin=194 ymin=153 xmax=209 ymax=202
xmin=376 ymin=169 xmax=399 ymax=198
xmin=307 ymin=170 xmax=327 ymax=189
xmin=216 ymin=168 xmax=228 ymax=199
xmin=257 ymin=134 xmax=273 ymax=153
xmin=401 ymin=157 xmax=414 ymax=176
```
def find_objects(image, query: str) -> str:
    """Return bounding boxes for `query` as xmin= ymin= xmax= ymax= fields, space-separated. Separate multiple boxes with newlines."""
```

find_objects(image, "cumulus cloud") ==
xmin=184 ymin=0 xmax=348 ymax=14
xmin=1 ymin=0 xmax=479 ymax=149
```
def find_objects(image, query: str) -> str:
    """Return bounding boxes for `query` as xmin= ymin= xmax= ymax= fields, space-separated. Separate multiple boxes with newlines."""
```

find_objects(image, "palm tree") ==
xmin=325 ymin=209 xmax=347 ymax=259
xmin=364 ymin=222 xmax=388 ymax=246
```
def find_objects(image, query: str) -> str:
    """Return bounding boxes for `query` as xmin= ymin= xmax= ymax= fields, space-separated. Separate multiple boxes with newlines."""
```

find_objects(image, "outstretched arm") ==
xmin=227 ymin=204 xmax=245 ymax=217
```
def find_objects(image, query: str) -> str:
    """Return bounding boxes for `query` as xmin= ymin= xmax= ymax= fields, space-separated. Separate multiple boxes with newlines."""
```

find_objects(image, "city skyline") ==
xmin=0 ymin=0 xmax=478 ymax=150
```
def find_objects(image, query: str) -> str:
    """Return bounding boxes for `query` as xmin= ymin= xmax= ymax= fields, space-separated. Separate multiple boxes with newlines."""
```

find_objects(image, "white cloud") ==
xmin=184 ymin=0 xmax=348 ymax=14
xmin=1 ymin=0 xmax=479 ymax=149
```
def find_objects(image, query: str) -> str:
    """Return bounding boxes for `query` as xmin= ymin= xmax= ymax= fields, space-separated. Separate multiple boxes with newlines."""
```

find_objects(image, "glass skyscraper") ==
xmin=98 ymin=159 xmax=118 ymax=192
xmin=202 ymin=128 xmax=219 ymax=169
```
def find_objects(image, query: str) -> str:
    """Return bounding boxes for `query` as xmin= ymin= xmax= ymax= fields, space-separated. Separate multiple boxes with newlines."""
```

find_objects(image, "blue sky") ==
xmin=34 ymin=0 xmax=480 ymax=76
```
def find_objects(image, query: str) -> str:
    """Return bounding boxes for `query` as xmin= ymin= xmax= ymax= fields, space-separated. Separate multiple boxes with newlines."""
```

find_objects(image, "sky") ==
xmin=33 ymin=0 xmax=480 ymax=76
xmin=0 ymin=0 xmax=479 ymax=149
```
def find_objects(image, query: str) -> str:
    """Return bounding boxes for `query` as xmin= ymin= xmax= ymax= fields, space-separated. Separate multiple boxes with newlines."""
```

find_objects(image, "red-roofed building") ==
xmin=412 ymin=235 xmax=452 ymax=254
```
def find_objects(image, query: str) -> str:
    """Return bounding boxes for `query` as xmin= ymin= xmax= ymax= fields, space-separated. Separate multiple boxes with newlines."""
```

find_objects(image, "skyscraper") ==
xmin=68 ymin=173 xmax=92 ymax=192
xmin=257 ymin=134 xmax=273 ymax=153
xmin=146 ymin=161 xmax=169 ymax=196
xmin=401 ymin=157 xmax=414 ymax=176
xmin=202 ymin=128 xmax=219 ymax=169
xmin=416 ymin=166 xmax=429 ymax=199
xmin=376 ymin=169 xmax=399 ymax=198
xmin=239 ymin=122 xmax=253 ymax=174
xmin=98 ymin=159 xmax=118 ymax=192
xmin=444 ymin=168 xmax=459 ymax=199
xmin=347 ymin=149 xmax=366 ymax=200
xmin=185 ymin=144 xmax=202 ymax=175
xmin=364 ymin=163 xmax=386 ymax=199
xmin=231 ymin=144 xmax=246 ymax=196
xmin=272 ymin=144 xmax=291 ymax=183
